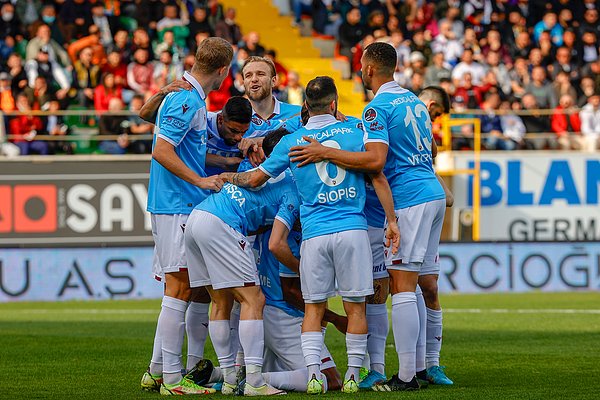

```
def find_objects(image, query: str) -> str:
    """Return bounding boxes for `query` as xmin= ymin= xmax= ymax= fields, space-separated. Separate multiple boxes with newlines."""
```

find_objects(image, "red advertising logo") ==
xmin=0 ymin=185 xmax=57 ymax=233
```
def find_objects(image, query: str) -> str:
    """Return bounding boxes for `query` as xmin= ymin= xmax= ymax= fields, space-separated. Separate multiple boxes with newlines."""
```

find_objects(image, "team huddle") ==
xmin=139 ymin=36 xmax=454 ymax=396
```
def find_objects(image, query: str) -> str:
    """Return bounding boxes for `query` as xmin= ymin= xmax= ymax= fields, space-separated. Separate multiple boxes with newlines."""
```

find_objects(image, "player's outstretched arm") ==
xmin=153 ymin=137 xmax=224 ymax=192
xmin=289 ymin=139 xmax=388 ymax=174
xmin=138 ymin=79 xmax=192 ymax=122
xmin=370 ymin=171 xmax=400 ymax=255
xmin=269 ymin=220 xmax=300 ymax=273
xmin=219 ymin=169 xmax=270 ymax=188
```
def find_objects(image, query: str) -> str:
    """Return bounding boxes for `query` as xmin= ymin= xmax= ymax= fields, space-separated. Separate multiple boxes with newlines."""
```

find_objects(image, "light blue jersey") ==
xmin=364 ymin=180 xmax=385 ymax=228
xmin=363 ymin=81 xmax=445 ymax=209
xmin=205 ymin=111 xmax=241 ymax=175
xmin=260 ymin=114 xmax=367 ymax=240
xmin=147 ymin=71 xmax=210 ymax=214
xmin=196 ymin=170 xmax=300 ymax=235
xmin=257 ymin=229 xmax=303 ymax=318
xmin=246 ymin=97 xmax=301 ymax=137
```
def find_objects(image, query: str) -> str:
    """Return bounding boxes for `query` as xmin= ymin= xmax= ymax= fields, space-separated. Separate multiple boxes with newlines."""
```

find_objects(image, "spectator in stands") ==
xmin=15 ymin=0 xmax=42 ymax=26
xmin=25 ymin=47 xmax=71 ymax=98
xmin=431 ymin=20 xmax=463 ymax=67
xmin=424 ymin=51 xmax=451 ymax=87
xmin=215 ymin=7 xmax=242 ymax=46
xmin=103 ymin=51 xmax=128 ymax=89
xmin=481 ymin=29 xmax=512 ymax=66
xmin=94 ymin=72 xmax=123 ymax=112
xmin=454 ymin=73 xmax=481 ymax=110
xmin=550 ymin=46 xmax=579 ymax=81
xmin=125 ymin=94 xmax=153 ymax=154
xmin=579 ymin=93 xmax=600 ymax=151
xmin=42 ymin=98 xmax=73 ymax=155
xmin=161 ymin=30 xmax=190 ymax=63
xmin=479 ymin=92 xmax=508 ymax=150
xmin=338 ymin=8 xmax=366 ymax=72
xmin=452 ymin=48 xmax=486 ymax=86
xmin=578 ymin=76 xmax=597 ymax=107
xmin=9 ymin=93 xmax=48 ymax=155
xmin=1 ymin=3 xmax=23 ymax=44
xmin=131 ymin=28 xmax=154 ymax=61
xmin=366 ymin=10 xmax=387 ymax=38
xmin=581 ymin=30 xmax=599 ymax=65
xmin=98 ymin=98 xmax=129 ymax=154
xmin=461 ymin=27 xmax=482 ymax=60
xmin=189 ymin=7 xmax=214 ymax=40
xmin=206 ymin=0 xmax=225 ymax=29
xmin=26 ymin=24 xmax=71 ymax=69
xmin=439 ymin=5 xmax=464 ymax=39
xmin=410 ymin=71 xmax=425 ymax=95
xmin=71 ymin=46 xmax=101 ymax=107
xmin=291 ymin=0 xmax=312 ymax=27
xmin=536 ymin=31 xmax=556 ymax=66
xmin=277 ymin=71 xmax=305 ymax=106
xmin=90 ymin=3 xmax=113 ymax=47
xmin=533 ymin=12 xmax=563 ymax=45
xmin=127 ymin=48 xmax=154 ymax=95
xmin=39 ymin=5 xmax=63 ymax=44
xmin=486 ymin=51 xmax=511 ymax=95
xmin=510 ymin=31 xmax=533 ymax=60
xmin=5 ymin=54 xmax=28 ymax=98
xmin=58 ymin=0 xmax=93 ymax=43
xmin=410 ymin=29 xmax=432 ymax=64
xmin=156 ymin=4 xmax=190 ymax=49
xmin=24 ymin=76 xmax=53 ymax=110
xmin=552 ymin=70 xmax=578 ymax=104
xmin=552 ymin=93 xmax=582 ymax=150
xmin=242 ymin=32 xmax=266 ymax=57
xmin=580 ymin=8 xmax=600 ymax=38
xmin=107 ymin=30 xmax=132 ymax=64
xmin=520 ymin=93 xmax=551 ymax=149
xmin=526 ymin=66 xmax=557 ymax=109
xmin=265 ymin=49 xmax=289 ymax=89
xmin=561 ymin=28 xmax=581 ymax=66
xmin=499 ymin=99 xmax=526 ymax=150
xmin=0 ymin=73 xmax=15 ymax=112
xmin=153 ymin=50 xmax=183 ymax=85
xmin=68 ymin=25 xmax=108 ymax=67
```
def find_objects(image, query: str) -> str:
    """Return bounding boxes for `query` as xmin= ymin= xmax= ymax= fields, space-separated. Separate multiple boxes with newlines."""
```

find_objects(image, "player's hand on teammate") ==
xmin=239 ymin=138 xmax=266 ymax=167
xmin=289 ymin=136 xmax=328 ymax=167
xmin=385 ymin=220 xmax=401 ymax=255
xmin=198 ymin=175 xmax=225 ymax=192
xmin=159 ymin=79 xmax=192 ymax=96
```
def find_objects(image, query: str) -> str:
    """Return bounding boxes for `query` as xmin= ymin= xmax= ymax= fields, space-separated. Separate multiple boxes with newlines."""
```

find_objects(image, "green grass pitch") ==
xmin=1 ymin=292 xmax=599 ymax=399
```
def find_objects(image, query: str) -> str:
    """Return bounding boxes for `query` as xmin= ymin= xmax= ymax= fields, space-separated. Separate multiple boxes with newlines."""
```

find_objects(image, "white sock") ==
xmin=208 ymin=319 xmax=236 ymax=385
xmin=366 ymin=303 xmax=388 ymax=375
xmin=159 ymin=296 xmax=188 ymax=384
xmin=301 ymin=331 xmax=324 ymax=379
xmin=415 ymin=286 xmax=427 ymax=372
xmin=362 ymin=353 xmax=370 ymax=369
xmin=391 ymin=292 xmax=419 ymax=382
xmin=230 ymin=301 xmax=241 ymax=364
xmin=149 ymin=319 xmax=163 ymax=376
xmin=239 ymin=320 xmax=265 ymax=387
xmin=345 ymin=333 xmax=368 ymax=381
xmin=426 ymin=307 xmax=443 ymax=369
xmin=264 ymin=368 xmax=309 ymax=391
xmin=185 ymin=301 xmax=210 ymax=371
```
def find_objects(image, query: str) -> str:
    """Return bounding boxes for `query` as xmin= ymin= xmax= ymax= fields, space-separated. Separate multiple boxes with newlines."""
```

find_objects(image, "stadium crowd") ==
xmin=1 ymin=0 xmax=600 ymax=154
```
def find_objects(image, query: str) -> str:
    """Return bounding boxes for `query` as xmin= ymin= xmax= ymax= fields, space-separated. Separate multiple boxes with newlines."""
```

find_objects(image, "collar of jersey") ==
xmin=375 ymin=80 xmax=408 ymax=98
xmin=305 ymin=114 xmax=338 ymax=129
xmin=183 ymin=71 xmax=206 ymax=100
xmin=252 ymin=96 xmax=281 ymax=120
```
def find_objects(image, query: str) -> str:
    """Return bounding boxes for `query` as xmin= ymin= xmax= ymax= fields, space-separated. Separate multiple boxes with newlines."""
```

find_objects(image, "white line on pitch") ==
xmin=444 ymin=308 xmax=600 ymax=314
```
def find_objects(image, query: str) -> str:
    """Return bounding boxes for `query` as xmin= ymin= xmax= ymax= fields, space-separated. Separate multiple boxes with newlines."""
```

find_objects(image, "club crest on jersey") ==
xmin=238 ymin=239 xmax=247 ymax=250
xmin=251 ymin=116 xmax=263 ymax=126
xmin=180 ymin=224 xmax=186 ymax=232
xmin=364 ymin=108 xmax=377 ymax=122
xmin=182 ymin=103 xmax=190 ymax=114
xmin=356 ymin=122 xmax=363 ymax=130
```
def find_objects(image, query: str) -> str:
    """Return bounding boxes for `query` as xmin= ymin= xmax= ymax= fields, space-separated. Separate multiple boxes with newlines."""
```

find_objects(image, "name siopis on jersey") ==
xmin=295 ymin=127 xmax=354 ymax=145
xmin=317 ymin=186 xmax=358 ymax=203
xmin=224 ymin=183 xmax=246 ymax=207
xmin=407 ymin=152 xmax=433 ymax=166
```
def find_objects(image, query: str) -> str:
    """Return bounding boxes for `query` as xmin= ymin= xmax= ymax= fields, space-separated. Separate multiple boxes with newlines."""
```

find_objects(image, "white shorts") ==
xmin=152 ymin=214 xmax=189 ymax=281
xmin=263 ymin=305 xmax=336 ymax=372
xmin=385 ymin=199 xmax=445 ymax=273
xmin=368 ymin=226 xmax=388 ymax=280
xmin=300 ymin=230 xmax=373 ymax=302
xmin=185 ymin=209 xmax=259 ymax=290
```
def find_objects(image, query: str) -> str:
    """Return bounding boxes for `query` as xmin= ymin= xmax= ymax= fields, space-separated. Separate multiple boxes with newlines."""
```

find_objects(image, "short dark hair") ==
xmin=363 ymin=42 xmax=397 ymax=75
xmin=193 ymin=37 xmax=233 ymax=74
xmin=222 ymin=96 xmax=252 ymax=124
xmin=263 ymin=127 xmax=290 ymax=157
xmin=305 ymin=76 xmax=337 ymax=113
xmin=300 ymin=103 xmax=309 ymax=125
xmin=419 ymin=86 xmax=450 ymax=114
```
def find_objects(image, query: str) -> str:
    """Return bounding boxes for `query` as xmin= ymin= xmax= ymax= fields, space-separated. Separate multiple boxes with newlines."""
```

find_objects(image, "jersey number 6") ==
xmin=315 ymin=140 xmax=347 ymax=187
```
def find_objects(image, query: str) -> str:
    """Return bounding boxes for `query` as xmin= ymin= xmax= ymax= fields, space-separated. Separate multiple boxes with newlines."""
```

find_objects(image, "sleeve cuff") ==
xmin=274 ymin=215 xmax=292 ymax=231
xmin=365 ymin=138 xmax=389 ymax=145
xmin=157 ymin=133 xmax=179 ymax=146
xmin=258 ymin=165 xmax=276 ymax=178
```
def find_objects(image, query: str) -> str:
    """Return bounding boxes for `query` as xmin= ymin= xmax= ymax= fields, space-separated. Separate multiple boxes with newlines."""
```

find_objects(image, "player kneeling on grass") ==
xmin=219 ymin=76 xmax=400 ymax=394
xmin=184 ymin=129 xmax=302 ymax=396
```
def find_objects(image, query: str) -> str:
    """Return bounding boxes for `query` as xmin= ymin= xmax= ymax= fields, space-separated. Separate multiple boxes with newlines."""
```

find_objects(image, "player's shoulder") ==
xmin=163 ymin=89 xmax=204 ymax=115
xmin=338 ymin=117 xmax=364 ymax=132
